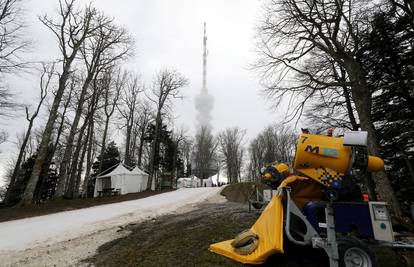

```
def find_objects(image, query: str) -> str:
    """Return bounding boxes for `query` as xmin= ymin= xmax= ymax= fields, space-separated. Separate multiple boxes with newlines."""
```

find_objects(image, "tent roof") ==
xmin=131 ymin=166 xmax=148 ymax=176
xmin=97 ymin=163 xmax=131 ymax=178
xmin=178 ymin=176 xmax=200 ymax=182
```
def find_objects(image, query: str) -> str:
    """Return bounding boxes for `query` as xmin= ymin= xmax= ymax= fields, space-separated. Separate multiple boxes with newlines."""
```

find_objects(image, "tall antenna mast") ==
xmin=202 ymin=22 xmax=207 ymax=93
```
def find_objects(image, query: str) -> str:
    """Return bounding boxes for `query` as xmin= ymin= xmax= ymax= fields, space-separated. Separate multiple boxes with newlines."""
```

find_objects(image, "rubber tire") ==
xmin=338 ymin=237 xmax=377 ymax=267
xmin=231 ymin=229 xmax=258 ymax=248
xmin=234 ymin=238 xmax=259 ymax=255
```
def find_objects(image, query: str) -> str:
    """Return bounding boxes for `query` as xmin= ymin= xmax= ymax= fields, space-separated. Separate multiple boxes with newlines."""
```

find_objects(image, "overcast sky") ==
xmin=0 ymin=0 xmax=292 ymax=183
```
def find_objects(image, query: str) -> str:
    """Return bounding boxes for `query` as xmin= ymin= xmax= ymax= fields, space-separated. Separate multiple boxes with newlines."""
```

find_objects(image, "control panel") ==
xmin=368 ymin=202 xmax=394 ymax=242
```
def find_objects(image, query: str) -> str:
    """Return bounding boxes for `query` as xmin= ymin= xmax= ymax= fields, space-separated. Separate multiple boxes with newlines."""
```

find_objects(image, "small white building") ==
xmin=177 ymin=176 xmax=201 ymax=188
xmin=94 ymin=164 xmax=150 ymax=197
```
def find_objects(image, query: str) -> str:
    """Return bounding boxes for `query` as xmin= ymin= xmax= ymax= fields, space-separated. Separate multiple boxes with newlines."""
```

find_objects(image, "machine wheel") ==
xmin=338 ymin=237 xmax=377 ymax=267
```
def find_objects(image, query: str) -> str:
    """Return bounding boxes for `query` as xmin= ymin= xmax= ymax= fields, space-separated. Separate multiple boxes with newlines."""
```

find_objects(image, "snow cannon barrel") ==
xmin=294 ymin=134 xmax=351 ymax=176
xmin=293 ymin=133 xmax=384 ymax=189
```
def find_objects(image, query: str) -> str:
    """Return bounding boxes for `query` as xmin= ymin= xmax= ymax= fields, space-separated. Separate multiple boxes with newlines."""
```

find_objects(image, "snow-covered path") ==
xmin=0 ymin=187 xmax=222 ymax=253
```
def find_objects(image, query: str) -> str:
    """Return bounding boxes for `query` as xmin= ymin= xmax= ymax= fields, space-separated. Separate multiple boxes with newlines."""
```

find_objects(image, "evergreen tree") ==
xmin=6 ymin=144 xmax=57 ymax=204
xmin=92 ymin=141 xmax=121 ymax=176
xmin=87 ymin=141 xmax=121 ymax=197
xmin=360 ymin=4 xmax=414 ymax=216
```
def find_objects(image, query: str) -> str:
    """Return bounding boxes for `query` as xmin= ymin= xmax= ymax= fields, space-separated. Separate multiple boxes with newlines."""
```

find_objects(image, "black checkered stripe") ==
xmin=315 ymin=167 xmax=343 ymax=188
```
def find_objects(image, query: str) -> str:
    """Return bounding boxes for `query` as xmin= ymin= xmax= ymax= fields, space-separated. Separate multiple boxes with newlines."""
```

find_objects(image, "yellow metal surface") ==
xmin=275 ymin=163 xmax=290 ymax=177
xmin=279 ymin=175 xmax=306 ymax=187
xmin=367 ymin=156 xmax=384 ymax=172
xmin=288 ymin=176 xmax=325 ymax=210
xmin=209 ymin=195 xmax=284 ymax=265
xmin=294 ymin=134 xmax=351 ymax=187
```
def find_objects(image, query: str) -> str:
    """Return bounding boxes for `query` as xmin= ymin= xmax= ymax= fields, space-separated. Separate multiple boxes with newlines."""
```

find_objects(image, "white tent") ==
xmin=94 ymin=164 xmax=149 ymax=197
xmin=131 ymin=166 xmax=150 ymax=192
xmin=177 ymin=176 xmax=201 ymax=188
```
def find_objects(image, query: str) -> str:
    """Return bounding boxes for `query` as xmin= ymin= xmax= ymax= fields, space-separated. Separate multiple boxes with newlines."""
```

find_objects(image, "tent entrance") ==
xmin=101 ymin=177 xmax=111 ymax=190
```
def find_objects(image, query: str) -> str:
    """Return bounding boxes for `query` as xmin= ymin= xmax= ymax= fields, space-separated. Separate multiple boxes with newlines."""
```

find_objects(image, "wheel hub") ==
xmin=344 ymin=247 xmax=372 ymax=267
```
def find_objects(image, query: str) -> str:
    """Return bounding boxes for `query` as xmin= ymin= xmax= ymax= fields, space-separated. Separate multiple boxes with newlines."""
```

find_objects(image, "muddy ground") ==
xmin=86 ymin=182 xmax=414 ymax=267
xmin=86 ymin=199 xmax=413 ymax=267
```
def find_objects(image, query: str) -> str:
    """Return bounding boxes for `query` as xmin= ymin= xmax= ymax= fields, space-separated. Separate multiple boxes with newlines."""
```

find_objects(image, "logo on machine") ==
xmin=305 ymin=145 xmax=338 ymax=157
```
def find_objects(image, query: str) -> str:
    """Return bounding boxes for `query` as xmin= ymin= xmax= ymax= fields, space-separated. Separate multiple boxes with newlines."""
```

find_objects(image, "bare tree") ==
xmin=218 ymin=127 xmax=246 ymax=184
xmin=180 ymin=137 xmax=193 ymax=177
xmin=248 ymin=124 xmax=296 ymax=181
xmin=256 ymin=0 xmax=402 ymax=217
xmin=170 ymin=126 xmax=188 ymax=186
xmin=0 ymin=0 xmax=28 ymax=120
xmin=65 ymin=78 xmax=101 ymax=199
xmin=192 ymin=126 xmax=218 ymax=182
xmin=4 ymin=63 xmax=53 ymax=203
xmin=134 ymin=101 xmax=152 ymax=168
xmin=97 ymin=67 xmax=124 ymax=174
xmin=146 ymin=69 xmax=189 ymax=190
xmin=55 ymin=9 xmax=133 ymax=198
xmin=51 ymin=77 xmax=75 ymax=155
xmin=20 ymin=0 xmax=100 ymax=205
xmin=117 ymin=74 xmax=143 ymax=167
xmin=0 ymin=0 xmax=29 ymax=73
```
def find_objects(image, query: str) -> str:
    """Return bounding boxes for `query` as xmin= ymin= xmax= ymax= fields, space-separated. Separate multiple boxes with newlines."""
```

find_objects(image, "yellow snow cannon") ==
xmin=209 ymin=131 xmax=396 ymax=267
xmin=293 ymin=133 xmax=384 ymax=190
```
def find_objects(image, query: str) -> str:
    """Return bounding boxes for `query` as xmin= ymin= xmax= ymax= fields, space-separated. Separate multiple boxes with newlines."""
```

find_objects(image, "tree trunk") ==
xmin=74 ymin=121 xmax=91 ymax=198
xmin=345 ymin=59 xmax=403 ymax=218
xmin=342 ymin=85 xmax=359 ymax=131
xmin=137 ymin=134 xmax=145 ymax=168
xmin=73 ymin=131 xmax=89 ymax=198
xmin=56 ymin=75 xmax=93 ymax=198
xmin=4 ymin=120 xmax=35 ymax=203
xmin=82 ymin=119 xmax=95 ymax=197
xmin=147 ymin=114 xmax=161 ymax=190
xmin=52 ymin=90 xmax=73 ymax=155
xmin=124 ymin=117 xmax=133 ymax=167
xmin=98 ymin=116 xmax=110 ymax=174
xmin=65 ymin=116 xmax=89 ymax=199
xmin=19 ymin=66 xmax=73 ymax=206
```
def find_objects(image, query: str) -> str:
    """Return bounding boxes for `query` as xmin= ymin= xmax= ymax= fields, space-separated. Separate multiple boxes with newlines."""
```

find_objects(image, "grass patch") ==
xmin=87 ymin=202 xmax=330 ymax=267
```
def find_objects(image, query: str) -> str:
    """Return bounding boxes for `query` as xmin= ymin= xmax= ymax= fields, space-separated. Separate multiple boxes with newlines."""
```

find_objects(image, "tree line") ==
xmin=0 ymin=0 xmax=192 ymax=205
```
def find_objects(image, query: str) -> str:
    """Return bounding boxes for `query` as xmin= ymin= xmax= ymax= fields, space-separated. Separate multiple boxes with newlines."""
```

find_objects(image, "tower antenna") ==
xmin=202 ymin=22 xmax=207 ymax=93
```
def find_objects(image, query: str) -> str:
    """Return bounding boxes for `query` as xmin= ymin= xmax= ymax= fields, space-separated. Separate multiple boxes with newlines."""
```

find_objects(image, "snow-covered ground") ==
xmin=0 ymin=187 xmax=224 ymax=266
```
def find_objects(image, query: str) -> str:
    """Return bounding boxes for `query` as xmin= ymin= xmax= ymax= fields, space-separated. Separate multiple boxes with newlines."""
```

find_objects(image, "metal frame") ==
xmin=282 ymin=187 xmax=414 ymax=267
xmin=283 ymin=187 xmax=339 ymax=267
